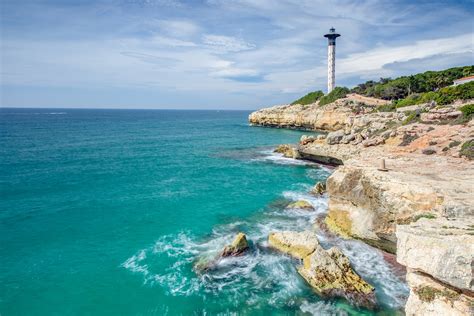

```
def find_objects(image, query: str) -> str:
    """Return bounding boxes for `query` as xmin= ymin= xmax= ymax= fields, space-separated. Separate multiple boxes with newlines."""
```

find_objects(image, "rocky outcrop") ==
xmin=221 ymin=233 xmax=249 ymax=257
xmin=248 ymin=94 xmax=390 ymax=131
xmin=286 ymin=200 xmax=314 ymax=211
xmin=298 ymin=243 xmax=376 ymax=309
xmin=274 ymin=144 xmax=300 ymax=159
xmin=268 ymin=231 xmax=319 ymax=259
xmin=268 ymin=230 xmax=376 ymax=309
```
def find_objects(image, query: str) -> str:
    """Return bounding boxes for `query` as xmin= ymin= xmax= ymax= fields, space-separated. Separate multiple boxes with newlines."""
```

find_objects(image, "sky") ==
xmin=0 ymin=0 xmax=473 ymax=109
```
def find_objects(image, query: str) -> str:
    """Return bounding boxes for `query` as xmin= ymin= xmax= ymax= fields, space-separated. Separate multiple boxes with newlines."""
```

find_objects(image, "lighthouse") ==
xmin=324 ymin=27 xmax=340 ymax=93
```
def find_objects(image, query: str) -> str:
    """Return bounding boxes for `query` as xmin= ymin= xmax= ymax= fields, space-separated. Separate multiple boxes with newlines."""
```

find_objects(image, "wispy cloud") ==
xmin=202 ymin=35 xmax=256 ymax=53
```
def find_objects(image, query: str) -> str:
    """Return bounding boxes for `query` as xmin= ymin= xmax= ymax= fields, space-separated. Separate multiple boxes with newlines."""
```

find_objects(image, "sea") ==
xmin=0 ymin=108 xmax=408 ymax=315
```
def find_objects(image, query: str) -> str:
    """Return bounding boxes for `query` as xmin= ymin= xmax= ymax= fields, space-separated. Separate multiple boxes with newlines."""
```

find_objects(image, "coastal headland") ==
xmin=248 ymin=67 xmax=474 ymax=315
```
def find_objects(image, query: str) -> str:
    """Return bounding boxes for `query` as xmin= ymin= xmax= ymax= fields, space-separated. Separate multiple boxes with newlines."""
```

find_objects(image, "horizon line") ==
xmin=0 ymin=106 xmax=256 ymax=111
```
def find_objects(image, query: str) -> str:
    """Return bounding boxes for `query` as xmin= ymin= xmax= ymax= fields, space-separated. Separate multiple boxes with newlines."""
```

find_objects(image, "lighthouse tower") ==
xmin=324 ymin=27 xmax=341 ymax=93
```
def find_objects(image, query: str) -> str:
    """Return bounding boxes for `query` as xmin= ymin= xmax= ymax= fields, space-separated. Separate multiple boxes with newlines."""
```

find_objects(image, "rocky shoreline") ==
xmin=249 ymin=94 xmax=474 ymax=315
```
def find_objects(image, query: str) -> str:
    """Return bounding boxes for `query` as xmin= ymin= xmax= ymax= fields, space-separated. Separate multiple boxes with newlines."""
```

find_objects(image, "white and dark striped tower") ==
xmin=324 ymin=27 xmax=341 ymax=93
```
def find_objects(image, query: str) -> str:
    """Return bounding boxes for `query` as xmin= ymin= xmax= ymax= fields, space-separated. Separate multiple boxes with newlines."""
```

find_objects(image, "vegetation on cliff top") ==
xmin=352 ymin=65 xmax=473 ymax=100
xmin=394 ymin=81 xmax=474 ymax=108
xmin=290 ymin=65 xmax=473 ymax=108
xmin=291 ymin=90 xmax=324 ymax=105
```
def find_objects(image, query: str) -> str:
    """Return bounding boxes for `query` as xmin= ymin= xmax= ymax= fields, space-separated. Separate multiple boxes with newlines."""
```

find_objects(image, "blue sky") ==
xmin=1 ymin=0 xmax=473 ymax=109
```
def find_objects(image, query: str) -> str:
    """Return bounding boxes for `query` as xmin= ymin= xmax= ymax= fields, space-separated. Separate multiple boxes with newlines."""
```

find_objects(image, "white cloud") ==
xmin=202 ymin=35 xmax=256 ymax=53
xmin=338 ymin=33 xmax=474 ymax=75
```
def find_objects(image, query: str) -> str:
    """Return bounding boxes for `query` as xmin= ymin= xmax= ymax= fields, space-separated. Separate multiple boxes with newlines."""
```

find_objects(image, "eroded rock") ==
xmin=297 ymin=245 xmax=376 ymax=309
xmin=221 ymin=232 xmax=249 ymax=257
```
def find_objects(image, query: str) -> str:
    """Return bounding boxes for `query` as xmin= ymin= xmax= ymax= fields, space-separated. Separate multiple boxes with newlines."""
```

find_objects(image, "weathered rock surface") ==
xmin=298 ymin=245 xmax=376 ymax=309
xmin=404 ymin=270 xmax=473 ymax=316
xmin=248 ymin=94 xmax=391 ymax=132
xmin=268 ymin=231 xmax=319 ymax=259
xmin=420 ymin=108 xmax=462 ymax=123
xmin=268 ymin=230 xmax=376 ymax=309
xmin=396 ymin=218 xmax=474 ymax=291
xmin=221 ymin=232 xmax=249 ymax=257
xmin=286 ymin=200 xmax=314 ymax=211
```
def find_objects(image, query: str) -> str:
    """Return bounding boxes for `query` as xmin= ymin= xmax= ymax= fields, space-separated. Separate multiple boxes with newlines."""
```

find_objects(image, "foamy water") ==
xmin=122 ymin=152 xmax=408 ymax=314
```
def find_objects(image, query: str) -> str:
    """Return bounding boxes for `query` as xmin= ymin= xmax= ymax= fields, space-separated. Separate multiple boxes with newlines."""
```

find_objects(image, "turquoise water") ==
xmin=0 ymin=109 xmax=407 ymax=315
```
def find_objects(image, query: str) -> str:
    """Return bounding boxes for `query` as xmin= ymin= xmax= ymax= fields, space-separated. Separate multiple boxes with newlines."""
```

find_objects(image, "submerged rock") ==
xmin=310 ymin=181 xmax=326 ymax=196
xmin=286 ymin=200 xmax=314 ymax=211
xmin=297 ymin=246 xmax=376 ymax=309
xmin=221 ymin=232 xmax=249 ymax=257
xmin=268 ymin=231 xmax=319 ymax=259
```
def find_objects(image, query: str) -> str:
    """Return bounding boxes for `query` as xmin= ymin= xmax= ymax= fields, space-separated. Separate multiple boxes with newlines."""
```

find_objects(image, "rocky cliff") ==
xmin=249 ymin=96 xmax=474 ymax=315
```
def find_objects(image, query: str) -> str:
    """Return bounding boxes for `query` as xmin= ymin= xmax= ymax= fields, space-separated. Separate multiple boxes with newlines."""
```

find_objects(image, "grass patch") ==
xmin=402 ymin=111 xmax=420 ymax=125
xmin=413 ymin=213 xmax=437 ymax=222
xmin=291 ymin=90 xmax=324 ymax=105
xmin=375 ymin=103 xmax=396 ymax=112
xmin=319 ymin=87 xmax=350 ymax=106
xmin=415 ymin=286 xmax=460 ymax=303
xmin=460 ymin=139 xmax=474 ymax=160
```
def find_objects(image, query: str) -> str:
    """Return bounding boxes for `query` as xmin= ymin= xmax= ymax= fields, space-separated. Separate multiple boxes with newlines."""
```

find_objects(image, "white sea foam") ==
xmin=252 ymin=149 xmax=316 ymax=166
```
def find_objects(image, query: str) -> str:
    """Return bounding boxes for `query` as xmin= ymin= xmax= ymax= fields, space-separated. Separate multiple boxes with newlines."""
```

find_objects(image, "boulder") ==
xmin=268 ymin=231 xmax=319 ymax=259
xmin=362 ymin=136 xmax=385 ymax=147
xmin=297 ymin=245 xmax=376 ymax=309
xmin=286 ymin=200 xmax=314 ymax=211
xmin=221 ymin=232 xmax=249 ymax=257
xmin=326 ymin=130 xmax=345 ymax=145
xmin=310 ymin=181 xmax=326 ymax=196
xmin=341 ymin=134 xmax=355 ymax=144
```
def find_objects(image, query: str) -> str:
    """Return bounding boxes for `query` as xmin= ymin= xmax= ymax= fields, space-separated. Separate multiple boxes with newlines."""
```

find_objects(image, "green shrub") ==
xmin=459 ymin=103 xmax=474 ymax=119
xmin=394 ymin=81 xmax=474 ymax=108
xmin=460 ymin=139 xmax=474 ymax=160
xmin=319 ymin=87 xmax=350 ymax=106
xmin=291 ymin=90 xmax=324 ymax=105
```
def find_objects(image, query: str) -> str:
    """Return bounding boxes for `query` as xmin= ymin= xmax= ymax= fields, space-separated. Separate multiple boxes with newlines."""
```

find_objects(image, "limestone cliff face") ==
xmin=248 ymin=94 xmax=392 ymax=131
xmin=248 ymin=103 xmax=351 ymax=131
